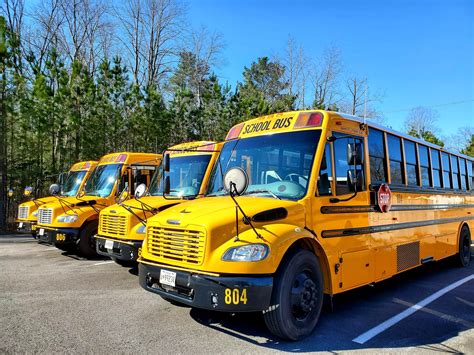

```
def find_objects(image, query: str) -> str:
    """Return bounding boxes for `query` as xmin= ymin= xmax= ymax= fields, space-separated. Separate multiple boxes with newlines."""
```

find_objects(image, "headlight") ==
xmin=56 ymin=214 xmax=79 ymax=223
xmin=222 ymin=244 xmax=269 ymax=262
xmin=32 ymin=211 xmax=38 ymax=217
xmin=136 ymin=224 xmax=146 ymax=234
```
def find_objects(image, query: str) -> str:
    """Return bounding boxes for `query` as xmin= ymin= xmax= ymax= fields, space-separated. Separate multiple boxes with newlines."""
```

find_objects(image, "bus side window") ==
xmin=317 ymin=144 xmax=332 ymax=196
xmin=459 ymin=158 xmax=467 ymax=190
xmin=387 ymin=134 xmax=404 ymax=185
xmin=404 ymin=140 xmax=418 ymax=186
xmin=333 ymin=135 xmax=365 ymax=195
xmin=368 ymin=128 xmax=387 ymax=183
xmin=468 ymin=160 xmax=473 ymax=190
xmin=451 ymin=155 xmax=460 ymax=190
xmin=441 ymin=153 xmax=452 ymax=189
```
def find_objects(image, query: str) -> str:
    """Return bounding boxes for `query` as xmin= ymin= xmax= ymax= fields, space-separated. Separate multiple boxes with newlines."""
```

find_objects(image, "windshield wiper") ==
xmin=243 ymin=189 xmax=281 ymax=200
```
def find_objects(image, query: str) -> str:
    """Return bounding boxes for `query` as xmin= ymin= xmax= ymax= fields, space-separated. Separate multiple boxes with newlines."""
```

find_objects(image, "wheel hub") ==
xmin=291 ymin=272 xmax=318 ymax=320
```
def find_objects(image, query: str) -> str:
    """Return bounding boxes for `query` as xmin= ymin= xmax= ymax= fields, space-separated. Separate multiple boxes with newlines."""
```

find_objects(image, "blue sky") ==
xmin=187 ymin=0 xmax=473 ymax=136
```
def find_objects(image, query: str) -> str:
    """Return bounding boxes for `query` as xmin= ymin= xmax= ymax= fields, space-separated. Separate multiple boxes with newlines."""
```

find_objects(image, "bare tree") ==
xmin=404 ymin=106 xmax=440 ymax=136
xmin=1 ymin=0 xmax=24 ymax=73
xmin=309 ymin=45 xmax=342 ymax=110
xmin=58 ymin=0 xmax=111 ymax=73
xmin=187 ymin=26 xmax=224 ymax=107
xmin=23 ymin=0 xmax=63 ymax=73
xmin=341 ymin=75 xmax=383 ymax=118
xmin=281 ymin=36 xmax=309 ymax=109
xmin=115 ymin=0 xmax=185 ymax=90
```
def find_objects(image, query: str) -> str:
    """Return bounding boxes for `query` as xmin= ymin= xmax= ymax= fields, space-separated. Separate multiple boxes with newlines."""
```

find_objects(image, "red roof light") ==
xmin=225 ymin=122 xmax=244 ymax=140
xmin=294 ymin=112 xmax=324 ymax=129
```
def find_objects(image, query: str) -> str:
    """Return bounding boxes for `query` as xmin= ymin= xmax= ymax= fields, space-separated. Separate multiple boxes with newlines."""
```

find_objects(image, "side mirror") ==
xmin=116 ymin=188 xmax=129 ymax=203
xmin=23 ymin=186 xmax=33 ymax=197
xmin=49 ymin=183 xmax=60 ymax=195
xmin=347 ymin=142 xmax=364 ymax=165
xmin=347 ymin=169 xmax=364 ymax=192
xmin=163 ymin=176 xmax=171 ymax=195
xmin=223 ymin=167 xmax=249 ymax=196
xmin=163 ymin=153 xmax=170 ymax=173
xmin=135 ymin=183 xmax=146 ymax=199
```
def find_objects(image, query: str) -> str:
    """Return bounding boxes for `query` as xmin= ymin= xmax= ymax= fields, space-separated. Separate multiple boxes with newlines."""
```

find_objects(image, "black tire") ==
xmin=263 ymin=249 xmax=323 ymax=341
xmin=456 ymin=225 xmax=471 ymax=267
xmin=77 ymin=222 xmax=99 ymax=258
xmin=112 ymin=257 xmax=137 ymax=268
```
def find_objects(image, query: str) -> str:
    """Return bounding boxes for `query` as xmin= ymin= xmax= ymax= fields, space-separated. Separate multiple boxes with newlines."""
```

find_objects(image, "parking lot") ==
xmin=0 ymin=233 xmax=473 ymax=353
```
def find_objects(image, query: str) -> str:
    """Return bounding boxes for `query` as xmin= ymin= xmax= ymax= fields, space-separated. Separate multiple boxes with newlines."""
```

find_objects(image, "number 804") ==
xmin=224 ymin=288 xmax=247 ymax=305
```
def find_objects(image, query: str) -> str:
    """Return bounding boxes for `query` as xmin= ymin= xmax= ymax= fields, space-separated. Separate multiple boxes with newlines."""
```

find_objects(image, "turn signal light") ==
xmin=294 ymin=112 xmax=324 ymax=129
xmin=226 ymin=122 xmax=245 ymax=140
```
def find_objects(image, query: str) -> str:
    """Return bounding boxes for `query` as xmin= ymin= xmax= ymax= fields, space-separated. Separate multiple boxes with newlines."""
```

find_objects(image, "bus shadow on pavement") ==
xmin=189 ymin=256 xmax=473 ymax=353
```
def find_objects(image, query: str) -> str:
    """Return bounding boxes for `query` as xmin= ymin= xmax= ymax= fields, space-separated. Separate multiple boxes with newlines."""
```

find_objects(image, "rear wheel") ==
xmin=77 ymin=222 xmax=98 ymax=258
xmin=263 ymin=249 xmax=323 ymax=341
xmin=456 ymin=226 xmax=471 ymax=267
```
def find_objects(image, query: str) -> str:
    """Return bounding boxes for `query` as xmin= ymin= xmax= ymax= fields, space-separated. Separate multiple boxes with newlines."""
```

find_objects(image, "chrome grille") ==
xmin=38 ymin=208 xmax=53 ymax=225
xmin=99 ymin=214 xmax=128 ymax=237
xmin=18 ymin=206 xmax=29 ymax=219
xmin=147 ymin=226 xmax=205 ymax=265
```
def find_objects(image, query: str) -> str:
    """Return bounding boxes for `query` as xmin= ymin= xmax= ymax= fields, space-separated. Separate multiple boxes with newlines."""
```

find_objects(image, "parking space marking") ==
xmin=352 ymin=274 xmax=474 ymax=344
xmin=393 ymin=298 xmax=474 ymax=328
xmin=92 ymin=261 xmax=114 ymax=266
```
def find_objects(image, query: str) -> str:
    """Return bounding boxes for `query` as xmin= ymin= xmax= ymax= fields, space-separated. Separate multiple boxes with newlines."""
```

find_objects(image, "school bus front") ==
xmin=138 ymin=110 xmax=473 ymax=341
xmin=16 ymin=161 xmax=97 ymax=236
xmin=95 ymin=142 xmax=221 ymax=265
xmin=36 ymin=153 xmax=161 ymax=257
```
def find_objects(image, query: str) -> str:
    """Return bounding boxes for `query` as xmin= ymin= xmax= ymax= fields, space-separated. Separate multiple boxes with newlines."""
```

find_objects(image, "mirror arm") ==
xmin=229 ymin=183 xmax=262 ymax=240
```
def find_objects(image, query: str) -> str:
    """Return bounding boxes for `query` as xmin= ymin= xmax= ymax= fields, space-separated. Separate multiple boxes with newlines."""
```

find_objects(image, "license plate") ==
xmin=18 ymin=222 xmax=23 ymax=228
xmin=39 ymin=228 xmax=44 ymax=236
xmin=104 ymin=239 xmax=114 ymax=250
xmin=159 ymin=269 xmax=176 ymax=287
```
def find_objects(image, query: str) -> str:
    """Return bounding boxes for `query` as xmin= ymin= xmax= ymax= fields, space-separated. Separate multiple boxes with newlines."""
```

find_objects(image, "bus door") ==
xmin=313 ymin=132 xmax=373 ymax=292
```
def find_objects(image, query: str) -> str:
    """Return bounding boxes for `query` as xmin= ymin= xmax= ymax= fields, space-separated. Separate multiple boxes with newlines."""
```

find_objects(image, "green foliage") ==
xmin=460 ymin=135 xmax=474 ymax=157
xmin=407 ymin=128 xmax=444 ymax=147
xmin=238 ymin=57 xmax=296 ymax=118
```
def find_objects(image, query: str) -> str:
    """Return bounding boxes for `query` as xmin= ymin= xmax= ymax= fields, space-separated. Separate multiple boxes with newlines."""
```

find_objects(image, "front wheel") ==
xmin=263 ymin=249 xmax=323 ymax=341
xmin=78 ymin=222 xmax=98 ymax=258
xmin=456 ymin=226 xmax=471 ymax=267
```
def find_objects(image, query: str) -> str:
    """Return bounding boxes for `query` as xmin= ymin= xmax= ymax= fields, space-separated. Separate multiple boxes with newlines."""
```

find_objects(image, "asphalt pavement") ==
xmin=0 ymin=233 xmax=473 ymax=353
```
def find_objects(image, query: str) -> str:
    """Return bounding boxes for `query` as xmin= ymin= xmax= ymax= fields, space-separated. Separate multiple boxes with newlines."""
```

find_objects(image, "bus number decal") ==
xmin=224 ymin=288 xmax=247 ymax=305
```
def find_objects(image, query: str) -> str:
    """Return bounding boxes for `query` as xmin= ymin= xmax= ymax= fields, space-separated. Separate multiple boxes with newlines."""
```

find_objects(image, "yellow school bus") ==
xmin=16 ymin=161 xmax=98 ymax=237
xmin=138 ymin=110 xmax=473 ymax=340
xmin=95 ymin=141 xmax=221 ymax=266
xmin=36 ymin=152 xmax=161 ymax=257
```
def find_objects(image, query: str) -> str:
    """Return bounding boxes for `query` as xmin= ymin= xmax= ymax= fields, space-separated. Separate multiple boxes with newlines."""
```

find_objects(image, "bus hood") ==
xmin=148 ymin=196 xmax=306 ymax=231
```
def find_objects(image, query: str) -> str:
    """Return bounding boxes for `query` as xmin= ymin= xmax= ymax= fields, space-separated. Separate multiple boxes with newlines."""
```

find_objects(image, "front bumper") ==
xmin=37 ymin=227 xmax=80 ymax=245
xmin=139 ymin=261 xmax=273 ymax=312
xmin=95 ymin=236 xmax=142 ymax=261
xmin=17 ymin=221 xmax=37 ymax=235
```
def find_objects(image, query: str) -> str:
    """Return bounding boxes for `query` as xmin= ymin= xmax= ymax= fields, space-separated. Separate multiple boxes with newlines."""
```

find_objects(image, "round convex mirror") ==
xmin=49 ymin=183 xmax=60 ymax=195
xmin=135 ymin=183 xmax=147 ymax=199
xmin=223 ymin=167 xmax=249 ymax=196
xmin=116 ymin=188 xmax=129 ymax=203
xmin=24 ymin=186 xmax=33 ymax=196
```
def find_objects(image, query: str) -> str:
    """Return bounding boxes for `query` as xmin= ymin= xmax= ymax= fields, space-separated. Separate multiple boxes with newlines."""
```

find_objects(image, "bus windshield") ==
xmin=61 ymin=171 xmax=87 ymax=197
xmin=149 ymin=155 xmax=212 ymax=198
xmin=84 ymin=164 xmax=122 ymax=197
xmin=207 ymin=130 xmax=321 ymax=200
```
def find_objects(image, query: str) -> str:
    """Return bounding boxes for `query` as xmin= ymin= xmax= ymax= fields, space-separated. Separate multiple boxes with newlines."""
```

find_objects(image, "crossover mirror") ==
xmin=49 ymin=183 xmax=60 ymax=196
xmin=223 ymin=167 xmax=249 ymax=196
xmin=135 ymin=183 xmax=146 ymax=199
